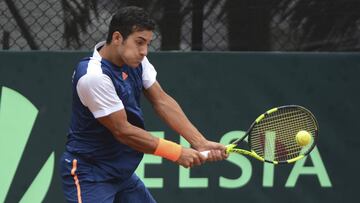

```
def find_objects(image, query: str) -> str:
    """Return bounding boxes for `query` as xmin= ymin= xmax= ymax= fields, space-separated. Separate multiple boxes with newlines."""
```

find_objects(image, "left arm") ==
xmin=144 ymin=81 xmax=227 ymax=161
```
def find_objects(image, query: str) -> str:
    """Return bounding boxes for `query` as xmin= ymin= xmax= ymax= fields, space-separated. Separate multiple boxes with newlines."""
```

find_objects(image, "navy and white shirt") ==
xmin=66 ymin=41 xmax=157 ymax=181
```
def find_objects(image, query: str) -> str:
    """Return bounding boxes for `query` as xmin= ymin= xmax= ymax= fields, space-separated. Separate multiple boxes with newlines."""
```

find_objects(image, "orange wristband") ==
xmin=154 ymin=138 xmax=182 ymax=162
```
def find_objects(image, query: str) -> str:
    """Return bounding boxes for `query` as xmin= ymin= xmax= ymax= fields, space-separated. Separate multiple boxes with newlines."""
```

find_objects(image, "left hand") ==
xmin=193 ymin=140 xmax=229 ymax=162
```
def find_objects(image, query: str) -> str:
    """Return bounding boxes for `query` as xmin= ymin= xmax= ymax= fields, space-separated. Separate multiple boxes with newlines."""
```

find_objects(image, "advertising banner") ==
xmin=0 ymin=52 xmax=359 ymax=202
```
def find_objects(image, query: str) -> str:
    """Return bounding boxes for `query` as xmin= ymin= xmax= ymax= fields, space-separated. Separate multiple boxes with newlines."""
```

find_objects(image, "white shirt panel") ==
xmin=77 ymin=66 xmax=124 ymax=118
xmin=141 ymin=57 xmax=157 ymax=89
xmin=93 ymin=41 xmax=105 ymax=60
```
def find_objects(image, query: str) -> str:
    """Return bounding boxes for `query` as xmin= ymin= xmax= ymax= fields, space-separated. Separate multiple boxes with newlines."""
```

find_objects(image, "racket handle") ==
xmin=200 ymin=150 xmax=210 ymax=158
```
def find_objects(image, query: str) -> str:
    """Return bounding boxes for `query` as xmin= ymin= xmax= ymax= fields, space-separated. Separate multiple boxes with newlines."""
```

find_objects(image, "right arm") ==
xmin=77 ymin=72 xmax=204 ymax=168
xmin=97 ymin=109 xmax=206 ymax=168
xmin=98 ymin=109 xmax=158 ymax=154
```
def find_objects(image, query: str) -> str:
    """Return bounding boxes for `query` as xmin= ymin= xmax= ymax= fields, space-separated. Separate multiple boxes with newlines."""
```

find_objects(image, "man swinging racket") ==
xmin=60 ymin=6 xmax=228 ymax=203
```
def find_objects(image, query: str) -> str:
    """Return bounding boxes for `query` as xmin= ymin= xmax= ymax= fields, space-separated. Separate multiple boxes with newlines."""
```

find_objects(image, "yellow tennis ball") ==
xmin=296 ymin=130 xmax=311 ymax=146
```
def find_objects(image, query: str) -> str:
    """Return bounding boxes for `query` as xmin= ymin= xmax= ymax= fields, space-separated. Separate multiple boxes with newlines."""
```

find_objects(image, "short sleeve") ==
xmin=142 ymin=57 xmax=157 ymax=89
xmin=77 ymin=73 xmax=124 ymax=118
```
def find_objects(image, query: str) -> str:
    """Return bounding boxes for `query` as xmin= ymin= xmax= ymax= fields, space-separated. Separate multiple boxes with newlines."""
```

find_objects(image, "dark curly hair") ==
xmin=106 ymin=6 xmax=155 ymax=44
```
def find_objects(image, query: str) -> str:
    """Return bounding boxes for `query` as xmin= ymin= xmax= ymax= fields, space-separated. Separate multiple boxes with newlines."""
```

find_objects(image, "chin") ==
xmin=127 ymin=64 xmax=138 ymax=68
xmin=128 ymin=62 xmax=141 ymax=68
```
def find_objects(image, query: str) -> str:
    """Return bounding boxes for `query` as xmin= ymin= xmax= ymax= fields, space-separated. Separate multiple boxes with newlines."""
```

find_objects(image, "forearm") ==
xmin=97 ymin=109 xmax=183 ymax=162
xmin=97 ymin=111 xmax=158 ymax=154
xmin=153 ymin=93 xmax=206 ymax=148
xmin=112 ymin=122 xmax=159 ymax=154
xmin=143 ymin=82 xmax=227 ymax=163
xmin=116 ymin=121 xmax=205 ymax=166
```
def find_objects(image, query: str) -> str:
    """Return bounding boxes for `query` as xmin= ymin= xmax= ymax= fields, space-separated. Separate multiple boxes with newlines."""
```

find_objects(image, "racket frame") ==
xmin=228 ymin=105 xmax=318 ymax=164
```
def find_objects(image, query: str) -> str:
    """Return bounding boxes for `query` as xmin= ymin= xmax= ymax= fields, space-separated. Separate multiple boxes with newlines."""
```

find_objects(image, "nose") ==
xmin=140 ymin=46 xmax=148 ymax=57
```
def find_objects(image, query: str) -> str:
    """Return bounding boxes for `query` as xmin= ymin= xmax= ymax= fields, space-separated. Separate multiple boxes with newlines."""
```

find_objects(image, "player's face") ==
xmin=118 ymin=30 xmax=153 ymax=68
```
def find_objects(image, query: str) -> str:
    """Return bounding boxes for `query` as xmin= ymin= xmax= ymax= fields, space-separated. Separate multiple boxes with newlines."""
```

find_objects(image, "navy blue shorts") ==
xmin=60 ymin=152 xmax=156 ymax=203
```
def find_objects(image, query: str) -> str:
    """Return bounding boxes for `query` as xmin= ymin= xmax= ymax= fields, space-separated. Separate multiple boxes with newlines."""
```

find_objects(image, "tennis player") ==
xmin=60 ymin=6 xmax=227 ymax=203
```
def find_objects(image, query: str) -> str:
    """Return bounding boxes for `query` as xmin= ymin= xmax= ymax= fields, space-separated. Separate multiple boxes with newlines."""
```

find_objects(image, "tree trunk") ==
xmin=4 ymin=0 xmax=38 ymax=49
xmin=159 ymin=0 xmax=182 ymax=50
xmin=191 ymin=0 xmax=205 ymax=50
xmin=225 ymin=0 xmax=271 ymax=51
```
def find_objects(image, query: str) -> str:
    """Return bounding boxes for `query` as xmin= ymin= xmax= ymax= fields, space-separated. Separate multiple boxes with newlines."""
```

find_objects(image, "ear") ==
xmin=112 ymin=31 xmax=123 ymax=45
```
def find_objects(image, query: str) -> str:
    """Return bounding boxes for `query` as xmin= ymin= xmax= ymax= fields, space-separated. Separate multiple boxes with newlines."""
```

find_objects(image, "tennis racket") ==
xmin=201 ymin=105 xmax=318 ymax=164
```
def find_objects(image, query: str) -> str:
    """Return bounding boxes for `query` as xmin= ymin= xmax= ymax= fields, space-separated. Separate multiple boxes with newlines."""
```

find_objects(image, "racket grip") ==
xmin=200 ymin=150 xmax=210 ymax=158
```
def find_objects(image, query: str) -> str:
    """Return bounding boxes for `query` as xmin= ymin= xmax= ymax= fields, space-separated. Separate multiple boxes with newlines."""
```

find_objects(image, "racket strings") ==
xmin=263 ymin=110 xmax=313 ymax=160
xmin=264 ymin=110 xmax=315 ymax=160
xmin=252 ymin=111 xmax=314 ymax=144
xmin=250 ymin=107 xmax=317 ymax=162
xmin=252 ymin=119 xmax=315 ymax=152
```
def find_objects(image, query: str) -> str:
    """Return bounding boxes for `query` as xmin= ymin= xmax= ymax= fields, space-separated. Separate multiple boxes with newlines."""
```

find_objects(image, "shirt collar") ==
xmin=92 ymin=41 xmax=106 ymax=60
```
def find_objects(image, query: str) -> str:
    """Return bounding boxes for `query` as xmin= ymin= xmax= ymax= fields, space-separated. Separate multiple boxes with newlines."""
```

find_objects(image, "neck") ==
xmin=98 ymin=44 xmax=124 ymax=67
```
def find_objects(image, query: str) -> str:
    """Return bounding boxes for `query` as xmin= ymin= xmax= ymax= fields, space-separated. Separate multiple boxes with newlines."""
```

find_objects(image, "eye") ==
xmin=136 ymin=40 xmax=145 ymax=46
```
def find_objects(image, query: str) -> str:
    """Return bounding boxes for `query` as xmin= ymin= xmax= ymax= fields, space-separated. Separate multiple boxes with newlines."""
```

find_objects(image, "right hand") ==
xmin=176 ymin=147 xmax=207 ymax=168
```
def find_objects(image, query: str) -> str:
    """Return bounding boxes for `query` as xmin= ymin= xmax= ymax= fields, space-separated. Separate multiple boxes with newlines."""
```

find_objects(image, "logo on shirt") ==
xmin=122 ymin=72 xmax=128 ymax=80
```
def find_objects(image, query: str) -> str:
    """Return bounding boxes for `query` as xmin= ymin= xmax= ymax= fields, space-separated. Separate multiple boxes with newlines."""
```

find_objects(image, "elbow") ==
xmin=112 ymin=122 xmax=132 ymax=143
